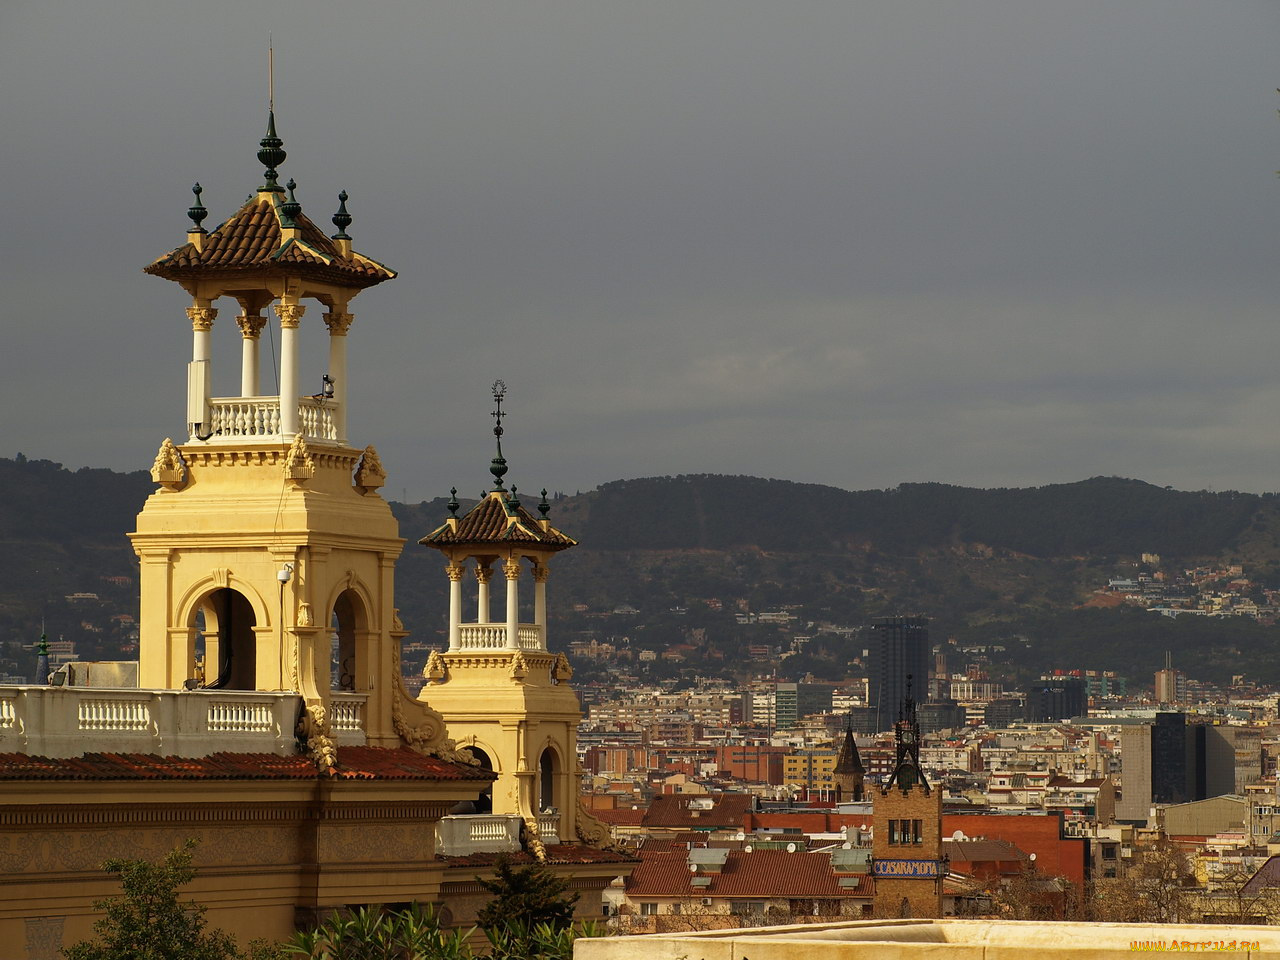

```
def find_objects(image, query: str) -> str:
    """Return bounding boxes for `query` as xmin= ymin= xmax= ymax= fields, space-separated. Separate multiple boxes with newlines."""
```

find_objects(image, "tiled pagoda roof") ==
xmin=144 ymin=193 xmax=395 ymax=288
xmin=420 ymin=492 xmax=576 ymax=551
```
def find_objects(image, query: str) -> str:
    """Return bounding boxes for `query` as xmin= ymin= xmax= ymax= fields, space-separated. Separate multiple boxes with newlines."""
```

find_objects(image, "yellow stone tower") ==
xmin=417 ymin=383 xmax=606 ymax=852
xmin=131 ymin=113 xmax=445 ymax=757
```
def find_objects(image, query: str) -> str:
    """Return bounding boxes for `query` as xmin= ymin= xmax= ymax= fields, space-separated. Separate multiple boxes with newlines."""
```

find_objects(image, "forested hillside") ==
xmin=5 ymin=456 xmax=1280 ymax=686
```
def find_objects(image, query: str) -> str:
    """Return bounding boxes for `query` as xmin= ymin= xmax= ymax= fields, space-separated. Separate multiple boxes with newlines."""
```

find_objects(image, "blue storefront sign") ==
xmin=871 ymin=859 xmax=942 ymax=878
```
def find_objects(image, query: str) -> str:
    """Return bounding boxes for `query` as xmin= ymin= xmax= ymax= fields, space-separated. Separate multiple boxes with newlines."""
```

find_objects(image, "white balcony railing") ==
xmin=0 ymin=687 xmax=317 ymax=758
xmin=329 ymin=693 xmax=367 ymax=745
xmin=200 ymin=396 xmax=337 ymax=443
xmin=436 ymin=814 xmax=523 ymax=856
xmin=538 ymin=814 xmax=561 ymax=844
xmin=456 ymin=623 xmax=544 ymax=652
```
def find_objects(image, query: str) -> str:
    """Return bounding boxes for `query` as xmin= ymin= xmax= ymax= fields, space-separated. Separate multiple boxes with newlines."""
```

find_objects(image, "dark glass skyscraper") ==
xmin=868 ymin=616 xmax=929 ymax=733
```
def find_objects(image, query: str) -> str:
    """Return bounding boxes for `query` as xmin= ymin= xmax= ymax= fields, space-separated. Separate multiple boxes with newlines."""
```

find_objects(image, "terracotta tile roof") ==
xmin=592 ymin=808 xmax=647 ymax=825
xmin=626 ymin=849 xmax=872 ymax=899
xmin=0 ymin=747 xmax=491 ymax=782
xmin=438 ymin=844 xmax=638 ymax=867
xmin=943 ymin=838 xmax=1030 ymax=863
xmin=642 ymin=794 xmax=752 ymax=829
xmin=144 ymin=194 xmax=395 ymax=289
xmin=420 ymin=492 xmax=576 ymax=551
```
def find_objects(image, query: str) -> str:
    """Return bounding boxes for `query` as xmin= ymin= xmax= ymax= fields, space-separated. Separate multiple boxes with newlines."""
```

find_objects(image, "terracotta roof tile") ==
xmin=641 ymin=794 xmax=752 ymax=829
xmin=625 ymin=849 xmax=871 ymax=899
xmin=421 ymin=493 xmax=576 ymax=551
xmin=0 ymin=747 xmax=491 ymax=782
xmin=144 ymin=194 xmax=395 ymax=288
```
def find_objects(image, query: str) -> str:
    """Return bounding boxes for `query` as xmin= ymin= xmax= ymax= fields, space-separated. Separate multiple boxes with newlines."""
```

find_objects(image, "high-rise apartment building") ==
xmin=868 ymin=617 xmax=930 ymax=733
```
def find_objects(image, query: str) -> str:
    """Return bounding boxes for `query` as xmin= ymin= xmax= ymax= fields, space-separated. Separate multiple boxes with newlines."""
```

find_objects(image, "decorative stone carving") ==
xmin=353 ymin=445 xmax=386 ymax=494
xmin=532 ymin=563 xmax=550 ymax=584
xmin=575 ymin=799 xmax=614 ymax=850
xmin=323 ymin=310 xmax=354 ymax=336
xmin=509 ymin=650 xmax=528 ymax=683
xmin=275 ymin=302 xmax=306 ymax=328
xmin=389 ymin=651 xmax=473 ymax=763
xmin=150 ymin=438 xmax=186 ymax=490
xmin=424 ymin=650 xmax=447 ymax=683
xmin=297 ymin=602 xmax=314 ymax=628
xmin=284 ymin=435 xmax=315 ymax=483
xmin=299 ymin=702 xmax=337 ymax=772
xmin=553 ymin=652 xmax=573 ymax=682
xmin=235 ymin=314 xmax=267 ymax=339
xmin=24 ymin=916 xmax=65 ymax=960
xmin=445 ymin=562 xmax=464 ymax=582
xmin=186 ymin=305 xmax=217 ymax=330
xmin=503 ymin=558 xmax=521 ymax=581
xmin=392 ymin=608 xmax=405 ymax=631
xmin=210 ymin=567 xmax=230 ymax=589
xmin=474 ymin=564 xmax=493 ymax=585
xmin=521 ymin=816 xmax=548 ymax=862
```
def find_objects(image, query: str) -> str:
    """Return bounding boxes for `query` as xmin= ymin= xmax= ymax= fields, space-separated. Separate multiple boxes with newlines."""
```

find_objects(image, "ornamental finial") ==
xmin=447 ymin=487 xmax=459 ymax=517
xmin=332 ymin=190 xmax=352 ymax=240
xmin=489 ymin=380 xmax=508 ymax=490
xmin=258 ymin=110 xmax=287 ymax=193
xmin=187 ymin=183 xmax=208 ymax=232
xmin=539 ymin=489 xmax=550 ymax=518
xmin=280 ymin=178 xmax=301 ymax=226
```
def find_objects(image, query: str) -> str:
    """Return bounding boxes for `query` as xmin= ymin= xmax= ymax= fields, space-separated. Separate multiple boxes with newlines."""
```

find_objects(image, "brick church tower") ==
xmin=872 ymin=677 xmax=944 ymax=918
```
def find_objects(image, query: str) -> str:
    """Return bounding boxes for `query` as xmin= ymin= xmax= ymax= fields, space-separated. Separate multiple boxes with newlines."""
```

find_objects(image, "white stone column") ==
xmin=533 ymin=563 xmax=549 ymax=651
xmin=275 ymin=302 xmax=305 ymax=437
xmin=476 ymin=563 xmax=492 ymax=624
xmin=323 ymin=310 xmax=353 ymax=444
xmin=188 ymin=304 xmax=215 ymax=364
xmin=504 ymin=557 xmax=521 ymax=650
xmin=447 ymin=561 xmax=464 ymax=651
xmin=236 ymin=314 xmax=266 ymax=397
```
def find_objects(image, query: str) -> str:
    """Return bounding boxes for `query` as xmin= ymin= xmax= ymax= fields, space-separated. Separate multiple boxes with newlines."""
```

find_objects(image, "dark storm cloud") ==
xmin=2 ymin=0 xmax=1278 ymax=499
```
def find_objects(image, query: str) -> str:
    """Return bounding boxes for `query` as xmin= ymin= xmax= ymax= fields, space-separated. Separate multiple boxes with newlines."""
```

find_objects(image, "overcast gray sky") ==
xmin=3 ymin=1 xmax=1279 ymax=500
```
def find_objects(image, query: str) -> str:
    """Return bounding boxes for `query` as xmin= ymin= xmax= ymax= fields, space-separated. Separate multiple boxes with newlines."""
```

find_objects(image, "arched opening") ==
xmin=331 ymin=591 xmax=360 ymax=691
xmin=449 ymin=746 xmax=494 ymax=814
xmin=538 ymin=747 xmax=557 ymax=814
xmin=200 ymin=588 xmax=257 ymax=690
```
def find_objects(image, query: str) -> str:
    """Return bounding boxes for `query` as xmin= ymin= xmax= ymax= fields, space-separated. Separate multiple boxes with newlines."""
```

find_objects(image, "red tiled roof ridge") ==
xmin=0 ymin=746 xmax=492 ymax=781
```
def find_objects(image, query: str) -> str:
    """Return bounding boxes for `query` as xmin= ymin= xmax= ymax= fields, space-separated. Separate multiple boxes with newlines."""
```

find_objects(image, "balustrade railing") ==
xmin=206 ymin=698 xmax=274 ymax=733
xmin=329 ymin=694 xmax=366 ymax=745
xmin=199 ymin=397 xmax=337 ymax=443
xmin=78 ymin=697 xmax=151 ymax=732
xmin=537 ymin=814 xmax=561 ymax=843
xmin=0 ymin=687 xmax=317 ymax=757
xmin=435 ymin=814 xmax=523 ymax=856
xmin=456 ymin=624 xmax=544 ymax=651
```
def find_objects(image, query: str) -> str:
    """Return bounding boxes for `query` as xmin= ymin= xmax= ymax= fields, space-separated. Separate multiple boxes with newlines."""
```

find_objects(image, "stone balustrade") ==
xmin=537 ymin=813 xmax=561 ymax=844
xmin=329 ymin=693 xmax=367 ymax=745
xmin=435 ymin=814 xmax=523 ymax=856
xmin=456 ymin=623 xmax=544 ymax=652
xmin=0 ymin=687 xmax=323 ymax=758
xmin=200 ymin=396 xmax=337 ymax=443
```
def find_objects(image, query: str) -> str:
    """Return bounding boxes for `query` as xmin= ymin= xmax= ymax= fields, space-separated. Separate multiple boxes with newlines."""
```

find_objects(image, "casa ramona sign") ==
xmin=872 ymin=859 xmax=942 ymax=878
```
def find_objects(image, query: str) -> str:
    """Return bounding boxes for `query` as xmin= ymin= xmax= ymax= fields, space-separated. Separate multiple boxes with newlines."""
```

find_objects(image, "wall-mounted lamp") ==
xmin=277 ymin=562 xmax=294 ymax=584
xmin=321 ymin=374 xmax=335 ymax=399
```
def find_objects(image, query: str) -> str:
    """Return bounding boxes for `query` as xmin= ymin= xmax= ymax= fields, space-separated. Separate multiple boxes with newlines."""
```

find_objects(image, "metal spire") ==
xmin=489 ymin=380 xmax=509 ymax=490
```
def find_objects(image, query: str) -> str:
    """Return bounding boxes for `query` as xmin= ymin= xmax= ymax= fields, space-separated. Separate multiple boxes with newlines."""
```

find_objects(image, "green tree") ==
xmin=475 ymin=855 xmax=579 ymax=934
xmin=63 ymin=840 xmax=278 ymax=960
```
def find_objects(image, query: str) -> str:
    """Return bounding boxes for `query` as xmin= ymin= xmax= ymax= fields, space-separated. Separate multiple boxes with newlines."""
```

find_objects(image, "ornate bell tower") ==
xmin=417 ymin=384 xmax=603 ymax=852
xmin=131 ymin=111 xmax=418 ymax=753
